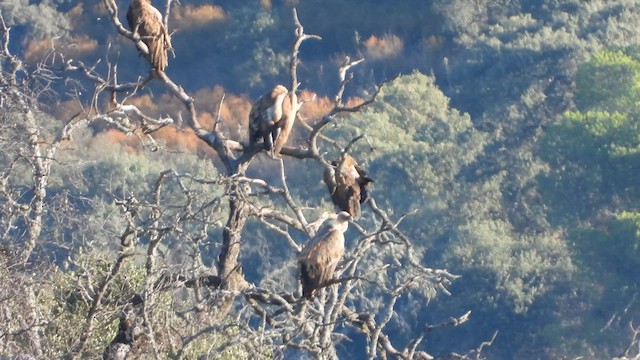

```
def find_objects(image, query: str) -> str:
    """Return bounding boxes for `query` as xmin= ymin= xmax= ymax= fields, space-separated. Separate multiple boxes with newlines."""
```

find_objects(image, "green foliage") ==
xmin=534 ymin=47 xmax=640 ymax=358
xmin=40 ymin=252 xmax=145 ymax=358
xmin=541 ymin=212 xmax=640 ymax=359
xmin=333 ymin=71 xmax=485 ymax=232
xmin=43 ymin=130 xmax=223 ymax=251
xmin=0 ymin=108 xmax=62 ymax=187
xmin=28 ymin=130 xmax=232 ymax=358
xmin=172 ymin=321 xmax=269 ymax=360
xmin=6 ymin=0 xmax=640 ymax=357
xmin=328 ymin=71 xmax=574 ymax=323
xmin=446 ymin=172 xmax=573 ymax=313
xmin=0 ymin=0 xmax=72 ymax=40
xmin=538 ymin=110 xmax=640 ymax=224
xmin=576 ymin=50 xmax=640 ymax=113
xmin=616 ymin=211 xmax=640 ymax=247
xmin=572 ymin=212 xmax=640 ymax=284
xmin=225 ymin=7 xmax=291 ymax=89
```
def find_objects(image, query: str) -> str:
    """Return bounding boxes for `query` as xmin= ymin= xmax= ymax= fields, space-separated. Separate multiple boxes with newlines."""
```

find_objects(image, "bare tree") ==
xmin=0 ymin=11 xmax=70 ymax=357
xmin=0 ymin=3 xmax=491 ymax=359
xmin=616 ymin=322 xmax=640 ymax=360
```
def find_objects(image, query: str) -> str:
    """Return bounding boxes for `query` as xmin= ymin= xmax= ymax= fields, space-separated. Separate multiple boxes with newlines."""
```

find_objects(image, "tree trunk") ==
xmin=218 ymin=185 xmax=250 ymax=291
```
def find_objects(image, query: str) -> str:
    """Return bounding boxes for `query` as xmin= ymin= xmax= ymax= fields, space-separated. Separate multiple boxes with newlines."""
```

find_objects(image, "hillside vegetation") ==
xmin=1 ymin=0 xmax=640 ymax=359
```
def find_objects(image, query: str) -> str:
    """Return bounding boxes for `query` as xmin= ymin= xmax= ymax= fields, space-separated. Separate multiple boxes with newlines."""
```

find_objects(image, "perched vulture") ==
xmin=323 ymin=154 xmax=374 ymax=219
xmin=299 ymin=211 xmax=351 ymax=298
xmin=249 ymin=85 xmax=297 ymax=156
xmin=127 ymin=0 xmax=172 ymax=72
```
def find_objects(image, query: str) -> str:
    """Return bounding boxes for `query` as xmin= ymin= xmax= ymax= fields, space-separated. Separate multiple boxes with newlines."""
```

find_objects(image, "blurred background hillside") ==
xmin=2 ymin=0 xmax=640 ymax=358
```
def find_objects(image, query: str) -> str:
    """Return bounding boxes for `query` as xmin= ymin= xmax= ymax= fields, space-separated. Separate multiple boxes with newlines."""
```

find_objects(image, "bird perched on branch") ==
xmin=299 ymin=211 xmax=351 ymax=298
xmin=249 ymin=85 xmax=297 ymax=156
xmin=127 ymin=0 xmax=172 ymax=73
xmin=323 ymin=154 xmax=374 ymax=220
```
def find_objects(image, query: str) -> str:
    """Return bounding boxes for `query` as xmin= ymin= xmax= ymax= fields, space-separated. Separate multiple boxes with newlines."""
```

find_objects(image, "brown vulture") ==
xmin=127 ymin=0 xmax=172 ymax=72
xmin=323 ymin=154 xmax=374 ymax=220
xmin=249 ymin=85 xmax=297 ymax=156
xmin=299 ymin=211 xmax=351 ymax=298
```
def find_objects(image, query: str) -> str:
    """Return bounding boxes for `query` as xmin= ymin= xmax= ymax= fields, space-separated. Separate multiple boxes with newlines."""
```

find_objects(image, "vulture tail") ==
xmin=149 ymin=37 xmax=167 ymax=72
xmin=300 ymin=266 xmax=316 ymax=299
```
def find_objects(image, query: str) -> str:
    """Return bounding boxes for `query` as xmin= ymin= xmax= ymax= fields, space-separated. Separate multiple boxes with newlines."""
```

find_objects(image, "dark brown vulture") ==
xmin=323 ymin=154 xmax=374 ymax=219
xmin=249 ymin=85 xmax=297 ymax=156
xmin=299 ymin=211 xmax=351 ymax=298
xmin=127 ymin=0 xmax=172 ymax=72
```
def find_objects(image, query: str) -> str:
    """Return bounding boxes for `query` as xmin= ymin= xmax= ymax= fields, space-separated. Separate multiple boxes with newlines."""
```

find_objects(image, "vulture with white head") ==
xmin=299 ymin=211 xmax=351 ymax=298
xmin=249 ymin=85 xmax=297 ymax=156
xmin=127 ymin=0 xmax=172 ymax=72
xmin=323 ymin=154 xmax=374 ymax=220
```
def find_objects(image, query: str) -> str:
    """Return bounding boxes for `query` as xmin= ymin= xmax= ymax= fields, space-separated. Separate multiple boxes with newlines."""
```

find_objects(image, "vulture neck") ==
xmin=273 ymin=93 xmax=287 ymax=121
xmin=335 ymin=219 xmax=349 ymax=234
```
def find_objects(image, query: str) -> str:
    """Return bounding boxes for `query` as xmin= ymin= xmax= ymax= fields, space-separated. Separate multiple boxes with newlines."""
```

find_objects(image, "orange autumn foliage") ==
xmin=298 ymin=90 xmax=333 ymax=121
xmin=190 ymin=86 xmax=252 ymax=141
xmin=128 ymin=94 xmax=159 ymax=114
xmin=65 ymin=86 xmax=366 ymax=161
xmin=362 ymin=34 xmax=404 ymax=61
xmin=172 ymin=4 xmax=227 ymax=30
xmin=156 ymin=127 xmax=216 ymax=156
xmin=67 ymin=3 xmax=85 ymax=28
xmin=260 ymin=0 xmax=273 ymax=10
xmin=24 ymin=35 xmax=98 ymax=63
xmin=298 ymin=90 xmax=365 ymax=124
xmin=116 ymin=86 xmax=251 ymax=155
xmin=102 ymin=129 xmax=140 ymax=153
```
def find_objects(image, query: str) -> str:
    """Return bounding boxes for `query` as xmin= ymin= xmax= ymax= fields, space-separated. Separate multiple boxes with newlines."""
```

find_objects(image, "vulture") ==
xmin=323 ymin=154 xmax=374 ymax=220
xmin=299 ymin=211 xmax=351 ymax=298
xmin=249 ymin=85 xmax=297 ymax=156
xmin=127 ymin=0 xmax=172 ymax=72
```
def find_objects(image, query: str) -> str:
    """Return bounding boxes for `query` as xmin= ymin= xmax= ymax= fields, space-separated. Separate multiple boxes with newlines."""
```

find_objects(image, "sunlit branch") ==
xmin=290 ymin=8 xmax=321 ymax=94
xmin=253 ymin=211 xmax=302 ymax=252
xmin=63 ymin=59 xmax=148 ymax=94
xmin=278 ymin=159 xmax=310 ymax=232
xmin=620 ymin=321 xmax=640 ymax=359
xmin=306 ymin=71 xmax=391 ymax=161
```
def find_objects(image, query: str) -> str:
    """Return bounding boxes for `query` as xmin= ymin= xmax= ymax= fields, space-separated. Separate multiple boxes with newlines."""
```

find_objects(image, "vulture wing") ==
xmin=299 ymin=216 xmax=347 ymax=298
xmin=127 ymin=0 xmax=171 ymax=72
xmin=323 ymin=155 xmax=374 ymax=219
xmin=249 ymin=85 xmax=288 ymax=152
xmin=249 ymin=97 xmax=276 ymax=150
xmin=355 ymin=164 xmax=374 ymax=202
xmin=337 ymin=155 xmax=363 ymax=218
